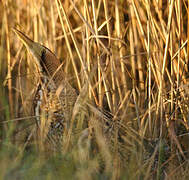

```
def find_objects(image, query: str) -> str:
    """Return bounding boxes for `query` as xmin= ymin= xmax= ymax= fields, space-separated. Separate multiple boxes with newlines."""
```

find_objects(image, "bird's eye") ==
xmin=41 ymin=49 xmax=46 ymax=60
xmin=38 ymin=49 xmax=48 ymax=73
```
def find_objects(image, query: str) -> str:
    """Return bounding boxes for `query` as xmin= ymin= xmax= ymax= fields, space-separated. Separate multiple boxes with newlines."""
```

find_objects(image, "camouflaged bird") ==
xmin=13 ymin=28 xmax=77 ymax=148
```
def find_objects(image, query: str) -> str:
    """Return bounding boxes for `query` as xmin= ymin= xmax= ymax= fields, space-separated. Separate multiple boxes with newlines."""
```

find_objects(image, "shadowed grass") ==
xmin=1 ymin=0 xmax=189 ymax=179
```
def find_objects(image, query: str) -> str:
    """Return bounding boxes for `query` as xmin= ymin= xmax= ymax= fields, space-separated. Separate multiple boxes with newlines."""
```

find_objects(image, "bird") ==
xmin=13 ymin=29 xmax=127 ymax=154
xmin=13 ymin=29 xmax=162 ymax=171
xmin=13 ymin=28 xmax=77 ymax=149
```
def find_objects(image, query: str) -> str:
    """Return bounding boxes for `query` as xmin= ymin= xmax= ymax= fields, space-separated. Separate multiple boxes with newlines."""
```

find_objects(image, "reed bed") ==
xmin=0 ymin=0 xmax=189 ymax=179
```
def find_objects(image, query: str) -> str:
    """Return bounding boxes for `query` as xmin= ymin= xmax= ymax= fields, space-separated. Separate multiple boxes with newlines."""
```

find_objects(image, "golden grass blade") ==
xmin=55 ymin=0 xmax=81 ymax=91
xmin=2 ymin=0 xmax=189 ymax=179
xmin=56 ymin=0 xmax=99 ymax=105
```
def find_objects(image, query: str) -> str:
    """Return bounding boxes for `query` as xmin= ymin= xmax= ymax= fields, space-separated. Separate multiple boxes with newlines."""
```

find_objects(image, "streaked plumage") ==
xmin=13 ymin=29 xmax=157 ymax=165
xmin=13 ymin=28 xmax=77 ymax=148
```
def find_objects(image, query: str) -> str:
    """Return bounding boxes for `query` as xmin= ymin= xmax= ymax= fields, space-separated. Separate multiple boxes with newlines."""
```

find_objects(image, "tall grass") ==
xmin=1 ymin=0 xmax=189 ymax=179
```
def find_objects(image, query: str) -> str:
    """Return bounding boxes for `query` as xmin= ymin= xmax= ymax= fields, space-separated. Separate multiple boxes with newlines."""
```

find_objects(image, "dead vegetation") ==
xmin=1 ymin=0 xmax=189 ymax=179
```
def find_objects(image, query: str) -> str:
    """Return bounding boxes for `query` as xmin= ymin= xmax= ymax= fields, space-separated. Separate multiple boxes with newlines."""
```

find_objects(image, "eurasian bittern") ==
xmin=13 ymin=29 xmax=147 ymax=163
xmin=13 ymin=28 xmax=77 ymax=148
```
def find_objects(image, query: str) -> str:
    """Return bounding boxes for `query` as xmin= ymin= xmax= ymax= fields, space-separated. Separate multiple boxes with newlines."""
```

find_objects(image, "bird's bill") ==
xmin=13 ymin=28 xmax=35 ymax=49
xmin=13 ymin=28 xmax=44 ymax=64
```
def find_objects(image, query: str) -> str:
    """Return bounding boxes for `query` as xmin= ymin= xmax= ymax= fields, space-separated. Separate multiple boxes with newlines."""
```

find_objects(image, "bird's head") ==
xmin=13 ymin=28 xmax=46 ymax=72
xmin=13 ymin=28 xmax=63 ymax=83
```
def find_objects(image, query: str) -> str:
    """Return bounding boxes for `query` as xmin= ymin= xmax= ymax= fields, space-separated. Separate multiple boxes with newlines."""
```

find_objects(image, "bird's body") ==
xmin=13 ymin=29 xmax=77 ymax=148
xmin=13 ymin=29 xmax=143 ymax=161
xmin=13 ymin=29 xmax=118 ymax=151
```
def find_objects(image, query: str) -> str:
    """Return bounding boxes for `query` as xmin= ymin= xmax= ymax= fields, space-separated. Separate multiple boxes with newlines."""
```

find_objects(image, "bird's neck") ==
xmin=39 ymin=69 xmax=64 ymax=88
xmin=40 ymin=48 xmax=65 ymax=87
